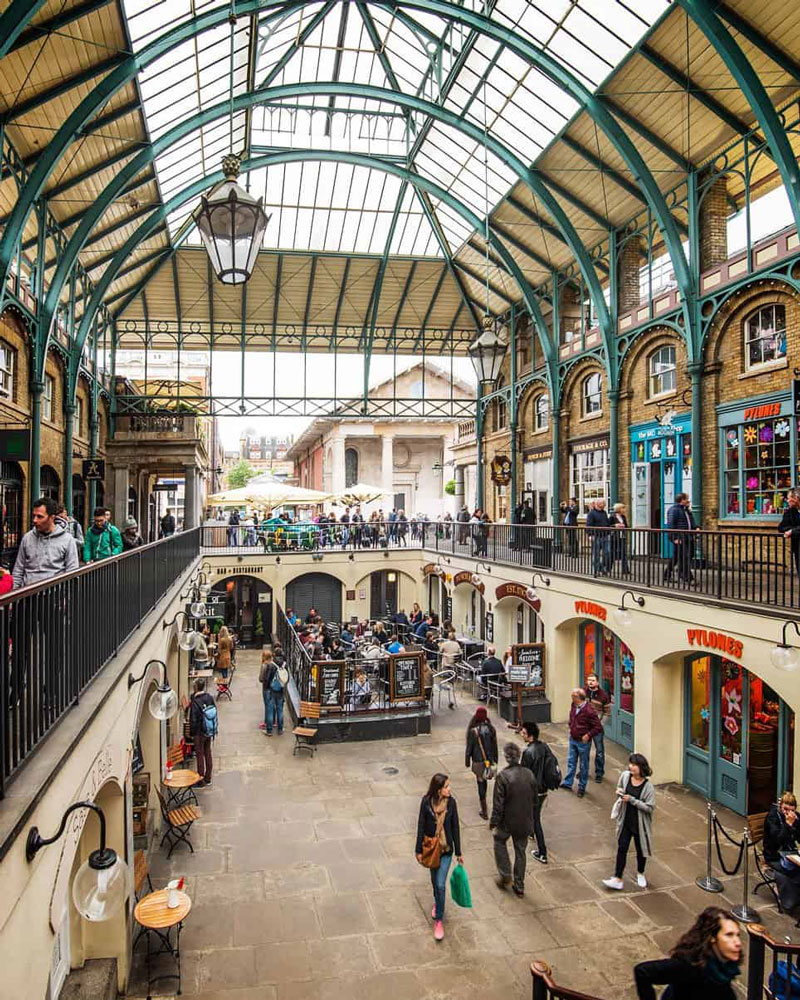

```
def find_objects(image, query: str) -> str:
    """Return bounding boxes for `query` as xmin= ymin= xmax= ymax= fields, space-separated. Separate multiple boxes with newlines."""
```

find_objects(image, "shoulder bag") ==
xmin=475 ymin=727 xmax=497 ymax=781
xmin=418 ymin=833 xmax=442 ymax=869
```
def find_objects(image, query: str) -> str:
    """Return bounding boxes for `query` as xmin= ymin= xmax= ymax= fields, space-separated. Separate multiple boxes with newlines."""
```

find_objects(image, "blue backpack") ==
xmin=201 ymin=701 xmax=218 ymax=739
xmin=769 ymin=960 xmax=800 ymax=999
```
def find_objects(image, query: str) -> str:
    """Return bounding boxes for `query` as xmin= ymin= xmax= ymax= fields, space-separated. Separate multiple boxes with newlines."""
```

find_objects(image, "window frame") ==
xmin=720 ymin=403 xmax=796 ymax=520
xmin=0 ymin=340 xmax=15 ymax=400
xmin=534 ymin=394 xmax=549 ymax=432
xmin=743 ymin=304 xmax=787 ymax=371
xmin=581 ymin=373 xmax=603 ymax=417
xmin=42 ymin=373 xmax=55 ymax=422
xmin=569 ymin=447 xmax=610 ymax=514
xmin=648 ymin=344 xmax=677 ymax=399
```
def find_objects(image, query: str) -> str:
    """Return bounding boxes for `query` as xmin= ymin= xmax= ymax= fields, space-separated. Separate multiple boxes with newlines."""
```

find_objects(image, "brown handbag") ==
xmin=418 ymin=834 xmax=442 ymax=869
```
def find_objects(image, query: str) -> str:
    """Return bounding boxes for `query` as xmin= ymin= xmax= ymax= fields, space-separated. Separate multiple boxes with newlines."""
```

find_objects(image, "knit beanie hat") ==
xmin=475 ymin=706 xmax=488 ymax=722
xmin=124 ymin=517 xmax=138 ymax=529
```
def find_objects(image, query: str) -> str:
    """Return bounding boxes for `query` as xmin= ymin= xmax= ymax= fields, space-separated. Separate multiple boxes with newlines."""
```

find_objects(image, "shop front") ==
xmin=522 ymin=444 xmax=552 ymax=523
xmin=579 ymin=618 xmax=635 ymax=750
xmin=684 ymin=653 xmax=794 ymax=816
xmin=630 ymin=414 xmax=692 ymax=553
xmin=569 ymin=435 xmax=609 ymax=515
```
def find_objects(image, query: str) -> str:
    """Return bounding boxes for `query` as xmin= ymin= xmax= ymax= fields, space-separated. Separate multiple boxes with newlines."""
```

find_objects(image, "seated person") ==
xmin=423 ymin=634 xmax=440 ymax=666
xmin=340 ymin=623 xmax=355 ymax=647
xmin=285 ymin=607 xmax=298 ymax=627
xmin=373 ymin=622 xmax=390 ymax=646
xmin=478 ymin=645 xmax=504 ymax=700
xmin=765 ymin=791 xmax=800 ymax=915
xmin=386 ymin=634 xmax=405 ymax=654
xmin=330 ymin=638 xmax=347 ymax=660
xmin=423 ymin=660 xmax=434 ymax=701
xmin=351 ymin=669 xmax=371 ymax=707
xmin=439 ymin=631 xmax=462 ymax=669
xmin=392 ymin=608 xmax=409 ymax=627
xmin=414 ymin=615 xmax=432 ymax=641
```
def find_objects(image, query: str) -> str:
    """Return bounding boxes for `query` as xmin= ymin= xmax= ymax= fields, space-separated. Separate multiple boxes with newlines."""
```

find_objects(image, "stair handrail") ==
xmin=746 ymin=924 xmax=800 ymax=999
xmin=531 ymin=961 xmax=607 ymax=1000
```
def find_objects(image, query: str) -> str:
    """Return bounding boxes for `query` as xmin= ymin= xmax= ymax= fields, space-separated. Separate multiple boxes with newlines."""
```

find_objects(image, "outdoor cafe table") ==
xmin=163 ymin=767 xmax=202 ymax=807
xmin=134 ymin=888 xmax=191 ymax=999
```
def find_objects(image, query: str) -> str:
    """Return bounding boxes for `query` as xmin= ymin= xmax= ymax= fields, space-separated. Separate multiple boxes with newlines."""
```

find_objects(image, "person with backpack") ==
xmin=189 ymin=678 xmax=217 ymax=787
xmin=259 ymin=648 xmax=287 ymax=735
xmin=521 ymin=720 xmax=561 ymax=865
xmin=465 ymin=706 xmax=498 ymax=820
xmin=83 ymin=506 xmax=123 ymax=563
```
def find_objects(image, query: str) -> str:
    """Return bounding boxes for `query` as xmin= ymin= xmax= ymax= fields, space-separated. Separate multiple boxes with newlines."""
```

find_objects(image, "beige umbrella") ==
xmin=208 ymin=482 xmax=330 ymax=507
xmin=332 ymin=482 xmax=393 ymax=505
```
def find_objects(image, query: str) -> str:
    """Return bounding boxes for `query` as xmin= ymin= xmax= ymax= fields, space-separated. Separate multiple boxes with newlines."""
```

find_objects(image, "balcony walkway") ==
xmin=130 ymin=650 xmax=787 ymax=1000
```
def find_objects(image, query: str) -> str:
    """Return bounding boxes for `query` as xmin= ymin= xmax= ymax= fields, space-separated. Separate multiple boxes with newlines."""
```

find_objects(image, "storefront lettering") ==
xmin=575 ymin=600 xmax=606 ymax=621
xmin=686 ymin=628 xmax=743 ymax=659
xmin=496 ymin=582 xmax=541 ymax=612
xmin=743 ymin=403 xmax=781 ymax=421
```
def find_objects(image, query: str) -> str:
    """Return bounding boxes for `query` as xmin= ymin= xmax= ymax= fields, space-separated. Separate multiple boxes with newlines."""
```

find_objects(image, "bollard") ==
xmin=731 ymin=828 xmax=760 ymax=923
xmin=696 ymin=801 xmax=723 ymax=892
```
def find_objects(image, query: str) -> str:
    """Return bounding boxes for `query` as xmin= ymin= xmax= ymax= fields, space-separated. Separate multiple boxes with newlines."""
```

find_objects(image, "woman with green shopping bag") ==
xmin=415 ymin=773 xmax=463 ymax=940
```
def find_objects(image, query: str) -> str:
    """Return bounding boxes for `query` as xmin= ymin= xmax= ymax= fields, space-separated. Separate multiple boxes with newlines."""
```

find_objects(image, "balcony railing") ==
xmin=0 ymin=528 xmax=200 ymax=797
xmin=115 ymin=413 xmax=198 ymax=436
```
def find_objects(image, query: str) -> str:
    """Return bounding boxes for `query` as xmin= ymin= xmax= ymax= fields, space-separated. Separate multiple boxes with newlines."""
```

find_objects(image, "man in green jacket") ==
xmin=83 ymin=506 xmax=123 ymax=562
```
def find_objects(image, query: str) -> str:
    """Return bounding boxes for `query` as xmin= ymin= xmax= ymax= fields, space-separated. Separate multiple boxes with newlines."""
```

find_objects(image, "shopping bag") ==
xmin=450 ymin=861 xmax=472 ymax=908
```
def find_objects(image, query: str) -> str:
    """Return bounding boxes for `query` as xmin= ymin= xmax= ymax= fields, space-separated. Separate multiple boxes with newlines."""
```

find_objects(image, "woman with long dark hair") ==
xmin=465 ymin=706 xmax=498 ymax=820
xmin=634 ymin=906 xmax=742 ymax=999
xmin=415 ymin=773 xmax=463 ymax=941
xmin=603 ymin=752 xmax=655 ymax=890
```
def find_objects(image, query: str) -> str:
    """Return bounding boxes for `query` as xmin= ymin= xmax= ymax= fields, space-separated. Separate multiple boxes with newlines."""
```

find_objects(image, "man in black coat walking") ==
xmin=665 ymin=492 xmax=699 ymax=583
xmin=586 ymin=500 xmax=611 ymax=576
xmin=779 ymin=489 xmax=800 ymax=583
xmin=491 ymin=742 xmax=538 ymax=897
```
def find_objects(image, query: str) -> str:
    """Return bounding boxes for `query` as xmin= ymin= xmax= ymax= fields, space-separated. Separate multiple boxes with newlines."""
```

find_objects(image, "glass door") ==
xmin=716 ymin=659 xmax=747 ymax=814
xmin=581 ymin=623 xmax=634 ymax=750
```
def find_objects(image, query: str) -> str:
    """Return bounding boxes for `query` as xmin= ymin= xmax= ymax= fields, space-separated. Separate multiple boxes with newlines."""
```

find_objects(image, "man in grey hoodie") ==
xmin=13 ymin=497 xmax=79 ymax=588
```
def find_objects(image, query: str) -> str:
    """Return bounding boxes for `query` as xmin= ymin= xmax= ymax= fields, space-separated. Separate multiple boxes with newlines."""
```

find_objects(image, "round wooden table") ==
xmin=134 ymin=889 xmax=191 ymax=999
xmin=163 ymin=768 xmax=202 ymax=807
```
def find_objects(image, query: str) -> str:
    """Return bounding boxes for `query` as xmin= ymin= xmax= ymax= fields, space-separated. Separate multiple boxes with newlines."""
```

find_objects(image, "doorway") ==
xmin=286 ymin=572 xmax=342 ymax=624
xmin=580 ymin=621 xmax=635 ymax=750
xmin=211 ymin=576 xmax=273 ymax=646
xmin=370 ymin=570 xmax=398 ymax=619
xmin=684 ymin=656 xmax=794 ymax=815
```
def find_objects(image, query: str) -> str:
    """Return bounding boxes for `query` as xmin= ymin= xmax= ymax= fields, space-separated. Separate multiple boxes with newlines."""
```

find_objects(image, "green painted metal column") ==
xmin=475 ymin=389 xmax=484 ymax=512
xmin=509 ymin=304 xmax=518 ymax=526
xmin=687 ymin=169 xmax=703 ymax=526
xmin=689 ymin=362 xmax=703 ymax=526
xmin=550 ymin=408 xmax=560 ymax=525
xmin=29 ymin=380 xmax=43 ymax=503
xmin=63 ymin=402 xmax=75 ymax=514
xmin=549 ymin=271 xmax=561 ymax=525
xmin=608 ymin=389 xmax=619 ymax=505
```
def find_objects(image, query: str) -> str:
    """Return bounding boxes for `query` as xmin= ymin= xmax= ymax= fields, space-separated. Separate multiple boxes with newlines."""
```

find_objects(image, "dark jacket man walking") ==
xmin=491 ymin=742 xmax=538 ymax=897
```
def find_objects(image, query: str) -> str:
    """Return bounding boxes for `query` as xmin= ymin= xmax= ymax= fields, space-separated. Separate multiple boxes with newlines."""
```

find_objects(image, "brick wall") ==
xmin=618 ymin=234 xmax=642 ymax=314
xmin=700 ymin=175 xmax=729 ymax=272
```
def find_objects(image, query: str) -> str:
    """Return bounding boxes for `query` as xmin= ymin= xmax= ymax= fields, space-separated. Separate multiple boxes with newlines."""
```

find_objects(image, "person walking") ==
xmin=226 ymin=509 xmax=240 ymax=547
xmin=160 ymin=508 xmax=176 ymax=538
xmin=560 ymin=688 xmax=602 ymax=798
xmin=563 ymin=496 xmax=580 ymax=556
xmin=465 ymin=706 xmax=498 ymax=819
xmin=602 ymin=753 xmax=655 ymax=890
xmin=83 ymin=506 xmax=123 ymax=563
xmin=415 ymin=773 xmax=463 ymax=941
xmin=779 ymin=489 xmax=800 ymax=583
xmin=13 ymin=497 xmax=79 ymax=587
xmin=665 ymin=492 xmax=699 ymax=583
xmin=456 ymin=504 xmax=470 ymax=545
xmin=586 ymin=499 xmax=611 ymax=576
xmin=491 ymin=742 xmax=537 ymax=897
xmin=609 ymin=502 xmax=630 ymax=574
xmin=633 ymin=907 xmax=742 ymax=999
xmin=216 ymin=625 xmax=234 ymax=679
xmin=585 ymin=673 xmax=610 ymax=783
xmin=55 ymin=503 xmax=84 ymax=560
xmin=189 ymin=677 xmax=217 ymax=787
xmin=259 ymin=648 xmax=286 ymax=735
xmin=121 ymin=516 xmax=143 ymax=550
xmin=521 ymin=720 xmax=554 ymax=865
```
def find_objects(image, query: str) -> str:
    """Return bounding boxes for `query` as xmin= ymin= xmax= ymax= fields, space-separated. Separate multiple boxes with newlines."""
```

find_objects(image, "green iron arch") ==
xmin=71 ymin=149 xmax=559 ymax=394
xmin=40 ymin=82 xmax=613 ymax=386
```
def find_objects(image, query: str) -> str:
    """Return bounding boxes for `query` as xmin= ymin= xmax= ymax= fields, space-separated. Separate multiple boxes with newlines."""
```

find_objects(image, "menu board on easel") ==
xmin=319 ymin=660 xmax=346 ymax=708
xmin=389 ymin=651 xmax=425 ymax=702
xmin=511 ymin=643 xmax=545 ymax=690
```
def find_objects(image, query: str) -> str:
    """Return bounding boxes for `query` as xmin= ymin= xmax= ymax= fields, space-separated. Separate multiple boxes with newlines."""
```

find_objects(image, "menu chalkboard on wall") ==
xmin=389 ymin=652 xmax=425 ymax=702
xmin=511 ymin=643 xmax=545 ymax=689
xmin=318 ymin=660 xmax=346 ymax=708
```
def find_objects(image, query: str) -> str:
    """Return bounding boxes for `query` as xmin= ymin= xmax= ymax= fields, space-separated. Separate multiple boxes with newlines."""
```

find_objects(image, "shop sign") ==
xmin=422 ymin=562 xmax=444 ymax=579
xmin=687 ymin=628 xmax=743 ymax=660
xmin=570 ymin=437 xmax=609 ymax=454
xmin=485 ymin=611 xmax=494 ymax=642
xmin=491 ymin=454 xmax=512 ymax=485
xmin=746 ymin=401 xmax=782 ymax=421
xmin=510 ymin=643 xmax=545 ymax=688
xmin=575 ymin=600 xmax=607 ymax=621
xmin=454 ymin=571 xmax=485 ymax=594
xmin=524 ymin=445 xmax=553 ymax=460
xmin=82 ymin=458 xmax=104 ymax=480
xmin=631 ymin=414 xmax=691 ymax=440
xmin=495 ymin=582 xmax=541 ymax=613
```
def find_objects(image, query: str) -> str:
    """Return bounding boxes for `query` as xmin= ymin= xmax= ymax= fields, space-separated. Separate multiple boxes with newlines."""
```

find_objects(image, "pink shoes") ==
xmin=433 ymin=920 xmax=444 ymax=941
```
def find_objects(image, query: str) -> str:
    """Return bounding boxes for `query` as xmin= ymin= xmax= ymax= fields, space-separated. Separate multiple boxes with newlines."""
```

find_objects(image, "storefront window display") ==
xmin=719 ymin=659 xmax=743 ymax=765
xmin=570 ymin=444 xmax=609 ymax=514
xmin=744 ymin=304 xmax=786 ymax=370
xmin=688 ymin=656 xmax=711 ymax=752
xmin=580 ymin=622 xmax=635 ymax=747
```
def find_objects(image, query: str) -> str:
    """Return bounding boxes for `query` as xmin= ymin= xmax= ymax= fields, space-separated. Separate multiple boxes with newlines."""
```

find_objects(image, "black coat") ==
xmin=634 ymin=958 xmax=737 ymax=1000
xmin=564 ymin=503 xmax=579 ymax=527
xmin=521 ymin=741 xmax=547 ymax=793
xmin=764 ymin=803 xmax=800 ymax=864
xmin=189 ymin=692 xmax=215 ymax=739
xmin=490 ymin=763 xmax=537 ymax=836
xmin=465 ymin=721 xmax=498 ymax=766
xmin=779 ymin=506 xmax=800 ymax=553
xmin=586 ymin=508 xmax=610 ymax=535
xmin=415 ymin=796 xmax=461 ymax=856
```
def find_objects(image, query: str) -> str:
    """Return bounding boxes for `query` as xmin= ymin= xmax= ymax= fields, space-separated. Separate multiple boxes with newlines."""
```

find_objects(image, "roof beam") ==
xmin=83 ymin=222 xmax=167 ymax=274
xmin=534 ymin=172 xmax=615 ymax=230
xmin=54 ymin=172 xmax=156 ymax=232
xmin=44 ymin=204 xmax=154 ymax=265
xmin=45 ymin=144 xmax=147 ymax=200
xmin=102 ymin=247 xmax=173 ymax=305
xmin=715 ymin=3 xmax=800 ymax=81
xmin=0 ymin=53 xmax=127 ymax=124
xmin=390 ymin=260 xmax=418 ymax=339
xmin=601 ymin=97 xmax=693 ymax=171
xmin=332 ymin=256 xmax=349 ymax=338
xmin=491 ymin=221 xmax=553 ymax=273
xmin=302 ymin=255 xmax=318 ymax=337
xmin=324 ymin=3 xmax=350 ymax=136
xmin=467 ymin=239 xmax=510 ymax=276
xmin=419 ymin=263 xmax=448 ymax=335
xmin=9 ymin=0 xmax=114 ymax=53
xmin=561 ymin=135 xmax=647 ymax=204
xmin=271 ymin=252 xmax=283 ymax=341
xmin=0 ymin=0 xmax=49 ymax=58
xmin=172 ymin=255 xmax=183 ymax=338
xmin=453 ymin=259 xmax=514 ymax=305
xmin=258 ymin=1 xmax=336 ymax=88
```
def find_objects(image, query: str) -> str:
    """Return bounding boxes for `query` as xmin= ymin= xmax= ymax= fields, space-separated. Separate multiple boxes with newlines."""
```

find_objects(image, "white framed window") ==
xmin=582 ymin=373 xmax=602 ymax=416
xmin=534 ymin=394 xmax=549 ymax=432
xmin=570 ymin=448 xmax=610 ymax=513
xmin=744 ymin=304 xmax=787 ymax=370
xmin=43 ymin=374 xmax=55 ymax=422
xmin=648 ymin=344 xmax=677 ymax=398
xmin=76 ymin=396 xmax=84 ymax=437
xmin=495 ymin=380 xmax=507 ymax=432
xmin=0 ymin=340 xmax=15 ymax=399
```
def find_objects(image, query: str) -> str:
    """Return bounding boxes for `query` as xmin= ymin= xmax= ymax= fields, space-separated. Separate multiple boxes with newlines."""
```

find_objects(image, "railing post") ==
xmin=716 ymin=532 xmax=723 ymax=600
xmin=746 ymin=927 xmax=766 ymax=1000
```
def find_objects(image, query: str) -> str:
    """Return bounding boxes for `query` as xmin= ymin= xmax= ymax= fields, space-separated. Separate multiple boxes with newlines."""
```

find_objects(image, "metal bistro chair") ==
xmin=484 ymin=677 xmax=504 ymax=714
xmin=432 ymin=669 xmax=458 ymax=712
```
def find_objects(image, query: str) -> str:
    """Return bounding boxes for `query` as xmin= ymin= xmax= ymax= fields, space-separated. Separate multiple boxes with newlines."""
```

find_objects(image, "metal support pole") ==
xmin=731 ymin=828 xmax=760 ymax=923
xmin=63 ymin=403 xmax=75 ymax=514
xmin=696 ymin=802 xmax=724 ymax=892
xmin=509 ymin=303 xmax=518 ymax=527
xmin=609 ymin=389 xmax=619 ymax=504
xmin=689 ymin=362 xmax=703 ymax=526
xmin=29 ymin=379 xmax=43 ymax=503
xmin=475 ymin=388 xmax=484 ymax=512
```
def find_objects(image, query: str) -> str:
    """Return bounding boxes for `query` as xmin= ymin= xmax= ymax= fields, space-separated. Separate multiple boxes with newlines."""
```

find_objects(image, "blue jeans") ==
xmin=592 ymin=727 xmax=605 ymax=779
xmin=430 ymin=851 xmax=453 ymax=921
xmin=266 ymin=689 xmax=284 ymax=733
xmin=563 ymin=737 xmax=591 ymax=791
xmin=592 ymin=536 xmax=610 ymax=575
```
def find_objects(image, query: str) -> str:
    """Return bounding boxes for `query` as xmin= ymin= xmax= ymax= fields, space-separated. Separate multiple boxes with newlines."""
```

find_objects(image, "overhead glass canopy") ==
xmin=121 ymin=0 xmax=670 ymax=257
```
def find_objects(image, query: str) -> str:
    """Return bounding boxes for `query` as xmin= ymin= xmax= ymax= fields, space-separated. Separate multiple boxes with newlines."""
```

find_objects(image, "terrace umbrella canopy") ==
xmin=208 ymin=483 xmax=331 ymax=507
xmin=332 ymin=483 xmax=394 ymax=505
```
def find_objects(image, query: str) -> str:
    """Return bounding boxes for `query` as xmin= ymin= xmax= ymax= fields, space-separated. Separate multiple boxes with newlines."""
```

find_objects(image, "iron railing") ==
xmin=0 ymin=528 xmax=200 ymax=797
xmin=531 ymin=961 xmax=605 ymax=999
xmin=746 ymin=923 xmax=800 ymax=999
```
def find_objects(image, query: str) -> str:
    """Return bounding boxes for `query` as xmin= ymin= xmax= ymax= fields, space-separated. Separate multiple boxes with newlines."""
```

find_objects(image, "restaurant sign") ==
xmin=495 ymin=582 xmax=541 ymax=613
xmin=687 ymin=629 xmax=743 ymax=660
xmin=454 ymin=571 xmax=485 ymax=594
xmin=575 ymin=600 xmax=607 ymax=621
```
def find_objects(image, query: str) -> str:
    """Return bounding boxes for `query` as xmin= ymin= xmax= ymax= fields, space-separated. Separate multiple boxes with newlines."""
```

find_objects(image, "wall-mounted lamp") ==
xmin=312 ymin=553 xmax=324 ymax=562
xmin=772 ymin=620 xmax=800 ymax=671
xmin=162 ymin=611 xmax=197 ymax=652
xmin=470 ymin=573 xmax=481 ymax=586
xmin=348 ymin=553 xmax=354 ymax=562
xmin=613 ymin=591 xmax=645 ymax=628
xmin=383 ymin=551 xmax=389 ymax=559
xmin=526 ymin=572 xmax=551 ymax=602
xmin=128 ymin=659 xmax=178 ymax=720
xmin=275 ymin=555 xmax=281 ymax=565
xmin=26 ymin=802 xmax=129 ymax=921
xmin=476 ymin=561 xmax=492 ymax=574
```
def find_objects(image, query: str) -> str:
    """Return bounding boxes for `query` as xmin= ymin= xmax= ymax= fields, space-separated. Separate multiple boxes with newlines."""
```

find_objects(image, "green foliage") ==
xmin=227 ymin=460 xmax=257 ymax=489
xmin=212 ymin=620 xmax=222 ymax=635
xmin=444 ymin=479 xmax=456 ymax=496
xmin=254 ymin=608 xmax=264 ymax=638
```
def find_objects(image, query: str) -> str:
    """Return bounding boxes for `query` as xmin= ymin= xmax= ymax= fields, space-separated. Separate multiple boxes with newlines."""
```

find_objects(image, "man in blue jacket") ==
xmin=665 ymin=493 xmax=698 ymax=584
xmin=586 ymin=500 xmax=611 ymax=576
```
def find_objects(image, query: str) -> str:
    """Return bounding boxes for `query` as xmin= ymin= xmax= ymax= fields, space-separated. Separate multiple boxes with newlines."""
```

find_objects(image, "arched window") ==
xmin=534 ymin=394 xmax=549 ymax=432
xmin=582 ymin=372 xmax=602 ymax=416
xmin=744 ymin=304 xmax=786 ymax=369
xmin=345 ymin=447 xmax=359 ymax=488
xmin=648 ymin=344 xmax=676 ymax=398
xmin=495 ymin=380 xmax=507 ymax=432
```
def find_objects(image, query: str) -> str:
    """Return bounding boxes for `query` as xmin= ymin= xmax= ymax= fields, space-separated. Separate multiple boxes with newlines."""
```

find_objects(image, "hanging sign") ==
xmin=511 ymin=643 xmax=545 ymax=689
xmin=495 ymin=582 xmax=541 ymax=613
xmin=389 ymin=651 xmax=425 ymax=702
xmin=318 ymin=660 xmax=346 ymax=708
xmin=82 ymin=458 xmax=104 ymax=480
xmin=491 ymin=454 xmax=512 ymax=485
xmin=445 ymin=594 xmax=453 ymax=623
xmin=485 ymin=611 xmax=494 ymax=642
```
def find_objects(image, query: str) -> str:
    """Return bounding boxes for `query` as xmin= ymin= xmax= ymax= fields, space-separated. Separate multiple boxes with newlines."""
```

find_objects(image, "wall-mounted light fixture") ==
xmin=613 ymin=591 xmax=645 ymax=628
xmin=128 ymin=659 xmax=178 ymax=720
xmin=162 ymin=611 xmax=197 ymax=652
xmin=772 ymin=620 xmax=800 ymax=671
xmin=26 ymin=802 xmax=129 ymax=922
xmin=526 ymin=572 xmax=551 ymax=602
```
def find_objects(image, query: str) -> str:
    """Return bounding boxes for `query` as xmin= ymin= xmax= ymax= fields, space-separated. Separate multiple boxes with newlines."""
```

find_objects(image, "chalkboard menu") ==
xmin=318 ymin=660 xmax=345 ymax=708
xmin=389 ymin=651 xmax=425 ymax=702
xmin=445 ymin=594 xmax=453 ymax=624
xmin=485 ymin=611 xmax=494 ymax=642
xmin=511 ymin=643 xmax=545 ymax=689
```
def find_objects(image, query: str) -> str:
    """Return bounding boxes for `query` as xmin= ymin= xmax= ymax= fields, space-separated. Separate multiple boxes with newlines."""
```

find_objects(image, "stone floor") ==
xmin=130 ymin=649 xmax=793 ymax=1000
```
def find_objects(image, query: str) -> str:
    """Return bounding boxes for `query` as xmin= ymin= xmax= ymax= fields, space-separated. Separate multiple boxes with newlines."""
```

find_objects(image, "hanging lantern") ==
xmin=195 ymin=154 xmax=270 ymax=285
xmin=468 ymin=314 xmax=508 ymax=388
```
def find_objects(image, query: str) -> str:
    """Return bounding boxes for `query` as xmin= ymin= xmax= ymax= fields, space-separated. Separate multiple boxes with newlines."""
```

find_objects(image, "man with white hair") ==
xmin=490 ymin=742 xmax=538 ymax=897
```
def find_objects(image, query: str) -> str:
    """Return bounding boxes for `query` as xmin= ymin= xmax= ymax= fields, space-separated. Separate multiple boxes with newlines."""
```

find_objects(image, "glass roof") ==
xmin=121 ymin=0 xmax=670 ymax=258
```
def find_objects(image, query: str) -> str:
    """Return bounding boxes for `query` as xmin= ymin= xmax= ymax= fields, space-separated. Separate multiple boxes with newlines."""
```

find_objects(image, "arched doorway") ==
xmin=41 ymin=464 xmax=60 ymax=503
xmin=345 ymin=448 xmax=359 ymax=488
xmin=72 ymin=473 xmax=86 ymax=531
xmin=211 ymin=576 xmax=273 ymax=646
xmin=578 ymin=620 xmax=634 ymax=750
xmin=370 ymin=570 xmax=398 ymax=618
xmin=0 ymin=460 xmax=23 ymax=563
xmin=286 ymin=572 xmax=342 ymax=624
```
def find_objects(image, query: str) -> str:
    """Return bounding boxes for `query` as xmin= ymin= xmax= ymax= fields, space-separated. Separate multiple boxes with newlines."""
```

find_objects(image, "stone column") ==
xmin=381 ymin=434 xmax=394 ymax=498
xmin=184 ymin=464 xmax=197 ymax=530
xmin=113 ymin=465 xmax=129 ymax=527
xmin=699 ymin=175 xmax=728 ymax=271
xmin=331 ymin=436 xmax=346 ymax=493
xmin=454 ymin=463 xmax=465 ymax=515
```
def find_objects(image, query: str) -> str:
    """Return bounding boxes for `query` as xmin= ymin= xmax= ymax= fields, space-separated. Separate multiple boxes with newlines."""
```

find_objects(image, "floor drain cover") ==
xmin=382 ymin=766 xmax=399 ymax=775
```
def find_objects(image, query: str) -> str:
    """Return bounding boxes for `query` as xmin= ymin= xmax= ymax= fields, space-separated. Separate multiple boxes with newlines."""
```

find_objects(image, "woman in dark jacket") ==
xmin=415 ymin=773 xmax=462 ymax=941
xmin=609 ymin=502 xmax=630 ymax=574
xmin=634 ymin=906 xmax=742 ymax=999
xmin=465 ymin=706 xmax=498 ymax=820
xmin=763 ymin=791 xmax=800 ymax=914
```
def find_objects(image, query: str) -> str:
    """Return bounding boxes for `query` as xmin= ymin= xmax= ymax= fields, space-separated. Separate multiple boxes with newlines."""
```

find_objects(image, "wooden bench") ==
xmin=748 ymin=810 xmax=784 ymax=913
xmin=156 ymin=789 xmax=199 ymax=858
xmin=292 ymin=701 xmax=321 ymax=756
